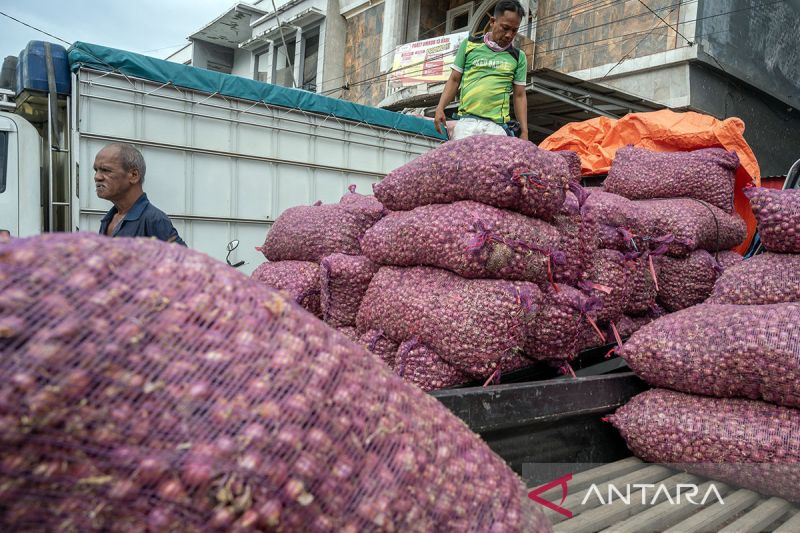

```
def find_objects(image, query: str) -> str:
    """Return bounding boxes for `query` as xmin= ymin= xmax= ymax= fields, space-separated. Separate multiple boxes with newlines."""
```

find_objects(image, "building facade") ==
xmin=169 ymin=0 xmax=800 ymax=175
xmin=166 ymin=0 xmax=346 ymax=94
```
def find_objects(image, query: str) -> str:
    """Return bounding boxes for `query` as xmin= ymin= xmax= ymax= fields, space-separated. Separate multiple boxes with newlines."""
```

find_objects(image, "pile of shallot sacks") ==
xmin=254 ymin=136 xmax=749 ymax=393
xmin=610 ymin=187 xmax=800 ymax=503
xmin=580 ymin=146 xmax=746 ymax=345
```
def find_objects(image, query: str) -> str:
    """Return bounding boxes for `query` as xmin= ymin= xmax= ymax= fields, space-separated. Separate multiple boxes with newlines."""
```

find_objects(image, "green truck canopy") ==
xmin=68 ymin=41 xmax=446 ymax=141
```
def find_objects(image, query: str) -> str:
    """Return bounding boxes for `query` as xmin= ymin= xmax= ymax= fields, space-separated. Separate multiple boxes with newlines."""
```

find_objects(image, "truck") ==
xmin=4 ymin=40 xmax=798 ymax=533
xmin=0 ymin=40 xmax=444 ymax=273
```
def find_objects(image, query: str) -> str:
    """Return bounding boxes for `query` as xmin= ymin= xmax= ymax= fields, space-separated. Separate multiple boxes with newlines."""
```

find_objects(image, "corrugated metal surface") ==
xmin=544 ymin=458 xmax=799 ymax=533
xmin=75 ymin=68 xmax=439 ymax=274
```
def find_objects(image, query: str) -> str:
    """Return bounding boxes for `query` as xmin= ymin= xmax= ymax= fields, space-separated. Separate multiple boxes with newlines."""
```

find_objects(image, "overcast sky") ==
xmin=0 ymin=0 xmax=232 ymax=61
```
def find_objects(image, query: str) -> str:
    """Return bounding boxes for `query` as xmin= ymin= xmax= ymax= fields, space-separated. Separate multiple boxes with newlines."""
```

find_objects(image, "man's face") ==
xmin=93 ymin=146 xmax=137 ymax=202
xmin=490 ymin=10 xmax=522 ymax=49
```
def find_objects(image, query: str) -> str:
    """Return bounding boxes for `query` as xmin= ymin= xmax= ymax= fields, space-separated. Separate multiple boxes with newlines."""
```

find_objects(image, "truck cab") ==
xmin=0 ymin=110 xmax=41 ymax=238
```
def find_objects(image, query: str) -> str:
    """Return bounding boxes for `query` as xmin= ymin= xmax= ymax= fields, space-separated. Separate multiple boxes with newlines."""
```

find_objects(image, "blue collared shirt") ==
xmin=99 ymin=193 xmax=186 ymax=246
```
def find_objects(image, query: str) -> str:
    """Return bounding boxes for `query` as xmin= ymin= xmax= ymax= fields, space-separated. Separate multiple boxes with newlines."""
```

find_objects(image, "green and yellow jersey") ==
xmin=452 ymin=36 xmax=527 ymax=124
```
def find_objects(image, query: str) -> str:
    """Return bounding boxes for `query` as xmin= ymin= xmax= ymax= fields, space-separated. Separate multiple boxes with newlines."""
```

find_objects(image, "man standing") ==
xmin=94 ymin=143 xmax=185 ymax=245
xmin=434 ymin=0 xmax=528 ymax=141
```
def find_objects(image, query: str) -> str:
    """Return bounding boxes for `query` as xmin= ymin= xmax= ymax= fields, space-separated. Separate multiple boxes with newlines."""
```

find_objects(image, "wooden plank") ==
xmin=534 ymin=457 xmax=644 ymax=499
xmin=601 ymin=480 xmax=734 ymax=533
xmin=555 ymin=472 xmax=703 ymax=533
xmin=664 ymin=489 xmax=761 ymax=533
xmin=718 ymin=497 xmax=793 ymax=533
xmin=545 ymin=464 xmax=674 ymax=525
xmin=773 ymin=509 xmax=800 ymax=533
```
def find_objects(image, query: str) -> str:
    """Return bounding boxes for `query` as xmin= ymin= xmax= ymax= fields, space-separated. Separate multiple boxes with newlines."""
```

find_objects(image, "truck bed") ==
xmin=431 ymin=344 xmax=646 ymax=481
xmin=432 ymin=355 xmax=799 ymax=533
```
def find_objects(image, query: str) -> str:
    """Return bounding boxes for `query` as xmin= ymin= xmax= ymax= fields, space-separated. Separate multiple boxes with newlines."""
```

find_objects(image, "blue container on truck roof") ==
xmin=16 ymin=41 xmax=71 ymax=97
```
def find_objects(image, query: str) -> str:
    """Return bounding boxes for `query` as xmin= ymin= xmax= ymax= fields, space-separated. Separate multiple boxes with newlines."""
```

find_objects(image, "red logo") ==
xmin=528 ymin=473 xmax=573 ymax=519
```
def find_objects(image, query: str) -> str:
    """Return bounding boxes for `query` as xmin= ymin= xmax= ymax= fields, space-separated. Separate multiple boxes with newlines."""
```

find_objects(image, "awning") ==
xmin=249 ymin=0 xmax=303 ymax=28
xmin=381 ymin=68 xmax=664 ymax=144
xmin=524 ymin=69 xmax=663 ymax=141
xmin=189 ymin=3 xmax=267 ymax=48
xmin=240 ymin=7 xmax=325 ymax=50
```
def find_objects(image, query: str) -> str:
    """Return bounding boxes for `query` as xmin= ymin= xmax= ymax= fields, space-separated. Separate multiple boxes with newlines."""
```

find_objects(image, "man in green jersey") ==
xmin=434 ymin=0 xmax=528 ymax=141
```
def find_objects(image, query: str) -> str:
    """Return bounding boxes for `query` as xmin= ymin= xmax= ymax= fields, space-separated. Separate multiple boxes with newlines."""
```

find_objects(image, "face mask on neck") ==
xmin=483 ymin=31 xmax=511 ymax=52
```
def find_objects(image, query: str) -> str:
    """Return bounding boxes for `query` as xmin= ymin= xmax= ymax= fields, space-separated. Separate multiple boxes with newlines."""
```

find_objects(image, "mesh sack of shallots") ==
xmin=335 ymin=326 xmax=359 ymax=342
xmin=259 ymin=188 xmax=386 ymax=262
xmin=709 ymin=252 xmax=800 ymax=305
xmin=358 ymin=329 xmax=400 ymax=369
xmin=361 ymin=201 xmax=561 ymax=283
xmin=394 ymin=339 xmax=470 ymax=392
xmin=251 ymin=260 xmax=321 ymax=317
xmin=610 ymin=389 xmax=800 ymax=503
xmin=320 ymin=254 xmax=379 ymax=328
xmin=524 ymin=285 xmax=605 ymax=361
xmin=624 ymin=255 xmax=659 ymax=316
xmin=581 ymin=190 xmax=639 ymax=252
xmin=581 ymin=190 xmax=635 ymax=228
xmin=0 ymin=233 xmax=551 ymax=532
xmin=373 ymin=135 xmax=570 ymax=220
xmin=338 ymin=184 xmax=388 ymax=219
xmin=561 ymin=191 xmax=580 ymax=217
xmin=580 ymin=249 xmax=632 ymax=324
xmin=620 ymin=302 xmax=800 ymax=408
xmin=613 ymin=308 xmax=665 ymax=339
xmin=357 ymin=266 xmax=541 ymax=377
xmin=604 ymin=146 xmax=739 ymax=212
xmin=552 ymin=150 xmax=582 ymax=182
xmin=552 ymin=212 xmax=598 ymax=285
xmin=745 ymin=187 xmax=800 ymax=253
xmin=596 ymin=224 xmax=634 ymax=252
xmin=631 ymin=198 xmax=747 ymax=257
xmin=656 ymin=250 xmax=741 ymax=311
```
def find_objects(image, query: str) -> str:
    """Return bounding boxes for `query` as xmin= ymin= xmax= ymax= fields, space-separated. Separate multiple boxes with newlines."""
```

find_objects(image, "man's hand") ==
xmin=434 ymin=107 xmax=448 ymax=135
xmin=519 ymin=129 xmax=529 ymax=142
xmin=433 ymin=70 xmax=462 ymax=137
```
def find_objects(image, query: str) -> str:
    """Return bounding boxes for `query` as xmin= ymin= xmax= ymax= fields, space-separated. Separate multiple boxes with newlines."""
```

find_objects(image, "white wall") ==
xmin=232 ymin=48 xmax=253 ymax=78
xmin=166 ymin=43 xmax=193 ymax=64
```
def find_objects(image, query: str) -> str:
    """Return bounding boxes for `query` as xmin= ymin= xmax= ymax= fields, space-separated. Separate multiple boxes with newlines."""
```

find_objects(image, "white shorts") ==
xmin=452 ymin=117 xmax=507 ymax=140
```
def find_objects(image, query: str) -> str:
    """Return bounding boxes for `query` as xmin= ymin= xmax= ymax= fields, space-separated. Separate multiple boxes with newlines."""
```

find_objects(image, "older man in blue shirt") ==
xmin=95 ymin=143 xmax=185 ymax=245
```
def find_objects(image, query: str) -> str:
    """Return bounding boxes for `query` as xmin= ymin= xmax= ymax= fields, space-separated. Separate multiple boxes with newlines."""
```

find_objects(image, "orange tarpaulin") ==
xmin=539 ymin=109 xmax=761 ymax=254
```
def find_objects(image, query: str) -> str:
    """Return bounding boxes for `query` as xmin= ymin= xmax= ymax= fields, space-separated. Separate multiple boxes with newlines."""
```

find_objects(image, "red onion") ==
xmin=745 ymin=187 xmax=800 ymax=253
xmin=0 ymin=233 xmax=551 ymax=532
xmin=610 ymin=389 xmax=800 ymax=502
xmin=374 ymin=135 xmax=569 ymax=220
xmin=605 ymin=146 xmax=738 ymax=212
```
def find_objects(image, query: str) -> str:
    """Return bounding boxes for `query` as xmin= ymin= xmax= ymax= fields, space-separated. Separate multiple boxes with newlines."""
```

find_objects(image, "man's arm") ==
xmin=151 ymin=217 xmax=186 ymax=246
xmin=512 ymin=49 xmax=529 ymax=141
xmin=513 ymin=83 xmax=529 ymax=141
xmin=434 ymin=69 xmax=462 ymax=136
xmin=434 ymin=39 xmax=468 ymax=136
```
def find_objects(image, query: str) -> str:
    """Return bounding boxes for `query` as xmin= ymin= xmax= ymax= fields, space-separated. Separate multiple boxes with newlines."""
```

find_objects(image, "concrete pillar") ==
xmin=293 ymin=26 xmax=303 ymax=88
xmin=265 ymin=41 xmax=274 ymax=83
xmin=321 ymin=0 xmax=347 ymax=94
xmin=381 ymin=0 xmax=409 ymax=72
xmin=406 ymin=0 xmax=420 ymax=42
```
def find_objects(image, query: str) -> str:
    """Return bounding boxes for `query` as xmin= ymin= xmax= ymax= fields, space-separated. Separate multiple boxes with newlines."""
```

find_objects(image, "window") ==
xmin=273 ymin=38 xmax=297 ymax=88
xmin=446 ymin=3 xmax=474 ymax=34
xmin=0 ymin=131 xmax=7 ymax=194
xmin=255 ymin=48 xmax=270 ymax=82
xmin=301 ymin=31 xmax=319 ymax=92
